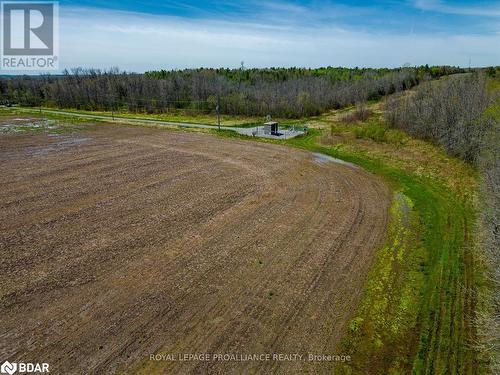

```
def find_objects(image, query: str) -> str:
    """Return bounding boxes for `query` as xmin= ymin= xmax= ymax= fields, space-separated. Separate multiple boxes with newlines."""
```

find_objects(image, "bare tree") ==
xmin=477 ymin=102 xmax=500 ymax=373
xmin=385 ymin=74 xmax=492 ymax=164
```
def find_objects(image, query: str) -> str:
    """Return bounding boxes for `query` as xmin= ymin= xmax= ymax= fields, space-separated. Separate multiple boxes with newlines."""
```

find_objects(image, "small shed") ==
xmin=264 ymin=121 xmax=279 ymax=135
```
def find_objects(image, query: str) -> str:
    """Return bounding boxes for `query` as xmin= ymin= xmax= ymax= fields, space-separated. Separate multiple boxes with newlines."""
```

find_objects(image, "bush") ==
xmin=353 ymin=123 xmax=387 ymax=143
xmin=341 ymin=102 xmax=373 ymax=123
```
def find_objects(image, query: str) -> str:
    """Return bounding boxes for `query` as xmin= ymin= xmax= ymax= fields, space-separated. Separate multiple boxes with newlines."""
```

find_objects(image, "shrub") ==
xmin=341 ymin=102 xmax=373 ymax=123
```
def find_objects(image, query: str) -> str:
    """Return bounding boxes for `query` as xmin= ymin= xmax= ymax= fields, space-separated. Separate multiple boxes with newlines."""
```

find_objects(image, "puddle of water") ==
xmin=0 ymin=124 xmax=23 ymax=133
xmin=312 ymin=153 xmax=358 ymax=169
xmin=12 ymin=117 xmax=37 ymax=121
xmin=19 ymin=136 xmax=91 ymax=157
xmin=0 ymin=119 xmax=60 ymax=134
xmin=56 ymin=137 xmax=91 ymax=146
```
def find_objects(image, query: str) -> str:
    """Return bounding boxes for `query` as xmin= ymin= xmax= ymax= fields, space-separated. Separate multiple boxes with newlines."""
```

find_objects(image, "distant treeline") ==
xmin=0 ymin=65 xmax=466 ymax=118
xmin=145 ymin=65 xmax=465 ymax=83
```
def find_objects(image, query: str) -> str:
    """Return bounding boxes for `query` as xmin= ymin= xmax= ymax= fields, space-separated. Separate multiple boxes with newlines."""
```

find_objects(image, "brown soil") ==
xmin=0 ymin=122 xmax=390 ymax=374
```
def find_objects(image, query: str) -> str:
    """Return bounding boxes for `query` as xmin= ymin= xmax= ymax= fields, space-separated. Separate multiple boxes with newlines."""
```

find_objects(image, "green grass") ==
xmin=339 ymin=191 xmax=424 ymax=373
xmin=352 ymin=123 xmax=387 ymax=142
xmin=329 ymin=114 xmax=407 ymax=146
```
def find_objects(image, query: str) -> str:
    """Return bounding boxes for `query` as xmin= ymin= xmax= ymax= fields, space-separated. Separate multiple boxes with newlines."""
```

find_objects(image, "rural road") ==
xmin=0 ymin=120 xmax=390 ymax=374
xmin=14 ymin=107 xmax=238 ymax=130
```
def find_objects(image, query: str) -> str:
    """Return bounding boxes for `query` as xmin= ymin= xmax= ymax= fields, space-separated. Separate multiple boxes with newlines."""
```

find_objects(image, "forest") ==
xmin=0 ymin=65 xmax=464 ymax=118
xmin=385 ymin=73 xmax=495 ymax=164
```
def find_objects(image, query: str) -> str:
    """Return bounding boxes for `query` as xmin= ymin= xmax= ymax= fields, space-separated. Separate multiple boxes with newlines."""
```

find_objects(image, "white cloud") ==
xmin=58 ymin=6 xmax=500 ymax=72
xmin=413 ymin=0 xmax=500 ymax=17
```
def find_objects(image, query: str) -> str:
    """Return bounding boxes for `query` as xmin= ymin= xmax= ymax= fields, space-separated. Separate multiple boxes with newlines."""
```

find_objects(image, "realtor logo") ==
xmin=1 ymin=1 xmax=59 ymax=70
xmin=0 ymin=360 xmax=50 ymax=374
xmin=0 ymin=361 xmax=17 ymax=375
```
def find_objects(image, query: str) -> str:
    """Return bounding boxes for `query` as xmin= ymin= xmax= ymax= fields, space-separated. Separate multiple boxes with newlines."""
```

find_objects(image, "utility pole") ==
xmin=216 ymin=94 xmax=221 ymax=131
xmin=238 ymin=61 xmax=245 ymax=91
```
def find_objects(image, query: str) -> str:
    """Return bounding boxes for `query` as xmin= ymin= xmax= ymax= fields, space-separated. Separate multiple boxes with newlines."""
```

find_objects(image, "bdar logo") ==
xmin=0 ymin=361 xmax=17 ymax=375
xmin=0 ymin=361 xmax=49 ymax=374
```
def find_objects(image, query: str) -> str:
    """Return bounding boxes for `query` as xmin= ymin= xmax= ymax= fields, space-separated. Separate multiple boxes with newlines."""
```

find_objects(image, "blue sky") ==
xmin=55 ymin=0 xmax=499 ymax=71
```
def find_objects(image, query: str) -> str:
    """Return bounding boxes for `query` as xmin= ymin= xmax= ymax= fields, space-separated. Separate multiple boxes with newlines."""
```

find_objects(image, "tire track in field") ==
xmin=0 ymin=124 xmax=390 ymax=375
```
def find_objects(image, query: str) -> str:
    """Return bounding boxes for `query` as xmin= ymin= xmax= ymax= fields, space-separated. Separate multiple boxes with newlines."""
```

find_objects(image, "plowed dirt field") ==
xmin=0 ymin=121 xmax=390 ymax=374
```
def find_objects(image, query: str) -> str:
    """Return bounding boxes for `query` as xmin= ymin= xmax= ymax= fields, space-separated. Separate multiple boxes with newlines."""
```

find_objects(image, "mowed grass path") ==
xmin=284 ymin=129 xmax=477 ymax=374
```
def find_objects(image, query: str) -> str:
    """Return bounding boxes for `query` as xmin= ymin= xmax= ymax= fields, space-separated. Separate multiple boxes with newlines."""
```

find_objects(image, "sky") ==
xmin=39 ymin=0 xmax=500 ymax=70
